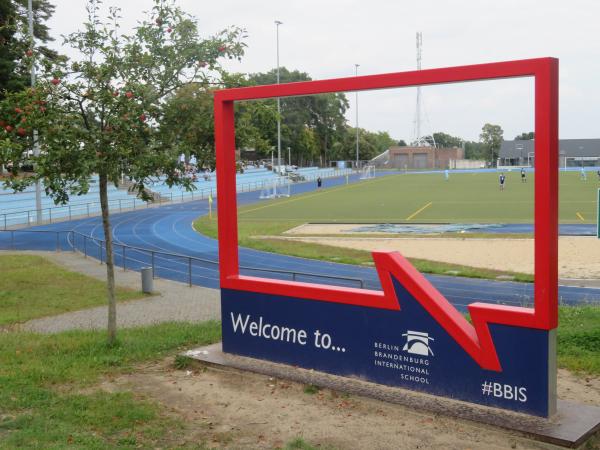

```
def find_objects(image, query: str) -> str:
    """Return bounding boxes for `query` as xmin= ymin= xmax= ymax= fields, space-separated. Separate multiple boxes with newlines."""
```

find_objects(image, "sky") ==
xmin=45 ymin=0 xmax=599 ymax=143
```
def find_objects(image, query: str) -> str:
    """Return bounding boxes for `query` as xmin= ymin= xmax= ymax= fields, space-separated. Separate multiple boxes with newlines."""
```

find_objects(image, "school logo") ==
xmin=402 ymin=330 xmax=434 ymax=356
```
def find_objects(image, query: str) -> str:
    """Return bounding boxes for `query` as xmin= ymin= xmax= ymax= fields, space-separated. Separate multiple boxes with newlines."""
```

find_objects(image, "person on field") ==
xmin=444 ymin=169 xmax=449 ymax=181
xmin=521 ymin=167 xmax=527 ymax=183
xmin=317 ymin=177 xmax=322 ymax=188
xmin=499 ymin=173 xmax=506 ymax=191
xmin=580 ymin=167 xmax=587 ymax=181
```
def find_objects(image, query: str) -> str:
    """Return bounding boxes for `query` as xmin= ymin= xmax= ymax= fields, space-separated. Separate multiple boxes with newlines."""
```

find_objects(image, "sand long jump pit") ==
xmin=280 ymin=223 xmax=600 ymax=280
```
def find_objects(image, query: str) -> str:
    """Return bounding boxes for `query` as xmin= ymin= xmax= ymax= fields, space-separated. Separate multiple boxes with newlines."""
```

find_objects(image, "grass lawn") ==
xmin=557 ymin=306 xmax=600 ymax=374
xmin=236 ymin=171 xmax=599 ymax=224
xmin=194 ymin=171 xmax=599 ymax=282
xmin=0 ymin=322 xmax=221 ymax=449
xmin=0 ymin=254 xmax=146 ymax=325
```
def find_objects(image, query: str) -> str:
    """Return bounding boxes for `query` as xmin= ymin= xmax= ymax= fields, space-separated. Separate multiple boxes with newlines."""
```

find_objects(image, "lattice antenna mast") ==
xmin=413 ymin=32 xmax=436 ymax=148
xmin=414 ymin=32 xmax=423 ymax=146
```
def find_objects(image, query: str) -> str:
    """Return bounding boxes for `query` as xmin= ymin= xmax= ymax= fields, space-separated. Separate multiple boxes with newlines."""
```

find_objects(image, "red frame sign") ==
xmin=214 ymin=58 xmax=558 ymax=375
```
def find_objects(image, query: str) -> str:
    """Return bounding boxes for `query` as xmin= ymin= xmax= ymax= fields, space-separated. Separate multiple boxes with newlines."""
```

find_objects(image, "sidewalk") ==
xmin=2 ymin=250 xmax=220 ymax=333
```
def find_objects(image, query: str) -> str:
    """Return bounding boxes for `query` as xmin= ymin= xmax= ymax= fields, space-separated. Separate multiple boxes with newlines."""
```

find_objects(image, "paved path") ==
xmin=10 ymin=251 xmax=220 ymax=333
xmin=1 ymin=172 xmax=600 ymax=314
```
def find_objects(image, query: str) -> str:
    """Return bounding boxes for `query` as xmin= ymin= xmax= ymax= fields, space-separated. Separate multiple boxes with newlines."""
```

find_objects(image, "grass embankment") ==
xmin=0 ymin=254 xmax=146 ymax=325
xmin=194 ymin=217 xmax=534 ymax=282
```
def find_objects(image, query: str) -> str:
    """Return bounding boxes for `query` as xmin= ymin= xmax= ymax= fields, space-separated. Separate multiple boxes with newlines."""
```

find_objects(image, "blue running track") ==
xmin=1 ymin=172 xmax=599 ymax=313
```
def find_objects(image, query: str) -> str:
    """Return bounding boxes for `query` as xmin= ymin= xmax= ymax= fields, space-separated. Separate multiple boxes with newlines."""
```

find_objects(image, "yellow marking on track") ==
xmin=238 ymin=177 xmax=384 ymax=216
xmin=405 ymin=202 xmax=433 ymax=221
xmin=576 ymin=212 xmax=586 ymax=222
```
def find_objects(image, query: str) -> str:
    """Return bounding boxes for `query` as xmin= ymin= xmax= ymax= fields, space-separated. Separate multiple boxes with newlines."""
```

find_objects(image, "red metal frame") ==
xmin=214 ymin=57 xmax=559 ymax=371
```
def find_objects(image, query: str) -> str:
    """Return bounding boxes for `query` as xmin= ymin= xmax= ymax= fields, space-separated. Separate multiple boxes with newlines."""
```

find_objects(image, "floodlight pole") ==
xmin=28 ymin=0 xmax=42 ymax=224
xmin=275 ymin=20 xmax=283 ymax=175
xmin=355 ymin=64 xmax=360 ymax=169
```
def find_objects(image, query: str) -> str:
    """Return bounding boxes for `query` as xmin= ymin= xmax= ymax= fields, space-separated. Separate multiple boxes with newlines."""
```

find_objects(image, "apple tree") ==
xmin=0 ymin=0 xmax=245 ymax=344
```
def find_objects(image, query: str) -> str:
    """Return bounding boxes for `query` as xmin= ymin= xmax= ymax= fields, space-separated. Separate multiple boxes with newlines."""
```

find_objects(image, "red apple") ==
xmin=16 ymin=127 xmax=26 ymax=136
xmin=125 ymin=91 xmax=134 ymax=99
xmin=139 ymin=114 xmax=147 ymax=122
xmin=218 ymin=45 xmax=226 ymax=52
xmin=14 ymin=107 xmax=23 ymax=114
xmin=4 ymin=125 xmax=13 ymax=132
xmin=51 ymin=78 xmax=60 ymax=86
xmin=167 ymin=27 xmax=172 ymax=33
xmin=25 ymin=49 xmax=33 ymax=57
xmin=39 ymin=106 xmax=46 ymax=113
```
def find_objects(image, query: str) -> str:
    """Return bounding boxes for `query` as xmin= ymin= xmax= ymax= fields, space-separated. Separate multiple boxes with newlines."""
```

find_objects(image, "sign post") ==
xmin=214 ymin=58 xmax=559 ymax=418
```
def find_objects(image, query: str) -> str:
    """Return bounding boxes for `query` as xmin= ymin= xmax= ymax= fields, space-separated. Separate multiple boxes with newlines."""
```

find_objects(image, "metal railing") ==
xmin=1 ymin=168 xmax=353 ymax=230
xmin=0 ymin=228 xmax=365 ymax=289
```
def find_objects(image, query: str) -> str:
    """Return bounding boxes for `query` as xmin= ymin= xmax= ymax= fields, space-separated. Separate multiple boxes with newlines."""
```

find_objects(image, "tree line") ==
xmin=165 ymin=67 xmax=398 ymax=169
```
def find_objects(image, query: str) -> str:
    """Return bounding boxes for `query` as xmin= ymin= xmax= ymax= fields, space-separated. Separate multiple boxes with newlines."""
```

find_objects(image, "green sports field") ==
xmin=239 ymin=171 xmax=599 ymax=224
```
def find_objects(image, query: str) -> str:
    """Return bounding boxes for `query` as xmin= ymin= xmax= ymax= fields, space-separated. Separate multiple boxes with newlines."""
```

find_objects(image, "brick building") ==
xmin=375 ymin=146 xmax=465 ymax=170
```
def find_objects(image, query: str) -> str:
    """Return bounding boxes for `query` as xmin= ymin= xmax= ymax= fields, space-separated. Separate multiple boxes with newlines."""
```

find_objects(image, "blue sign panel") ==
xmin=222 ymin=276 xmax=551 ymax=417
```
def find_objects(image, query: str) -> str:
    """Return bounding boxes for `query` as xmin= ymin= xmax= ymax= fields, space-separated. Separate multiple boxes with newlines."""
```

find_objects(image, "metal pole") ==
xmin=188 ymin=258 xmax=192 ymax=287
xmin=122 ymin=245 xmax=126 ymax=271
xmin=355 ymin=63 xmax=360 ymax=168
xmin=275 ymin=20 xmax=283 ymax=175
xmin=56 ymin=232 xmax=59 ymax=252
xmin=151 ymin=251 xmax=155 ymax=278
xmin=28 ymin=0 xmax=42 ymax=224
xmin=71 ymin=231 xmax=75 ymax=252
xmin=83 ymin=235 xmax=87 ymax=257
xmin=11 ymin=230 xmax=14 ymax=250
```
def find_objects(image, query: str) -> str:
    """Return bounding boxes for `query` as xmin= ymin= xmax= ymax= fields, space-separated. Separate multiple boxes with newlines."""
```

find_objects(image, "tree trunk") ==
xmin=99 ymin=173 xmax=117 ymax=345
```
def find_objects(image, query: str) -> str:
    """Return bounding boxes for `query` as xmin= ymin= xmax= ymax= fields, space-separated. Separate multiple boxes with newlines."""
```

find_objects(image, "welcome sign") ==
xmin=214 ymin=58 xmax=559 ymax=417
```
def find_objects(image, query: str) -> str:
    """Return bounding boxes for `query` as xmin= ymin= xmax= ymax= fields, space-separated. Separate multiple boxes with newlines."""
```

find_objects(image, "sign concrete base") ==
xmin=183 ymin=343 xmax=600 ymax=449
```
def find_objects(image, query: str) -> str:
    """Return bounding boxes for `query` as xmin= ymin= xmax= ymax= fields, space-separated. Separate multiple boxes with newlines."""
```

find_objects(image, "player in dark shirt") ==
xmin=499 ymin=173 xmax=506 ymax=191
xmin=521 ymin=168 xmax=527 ymax=183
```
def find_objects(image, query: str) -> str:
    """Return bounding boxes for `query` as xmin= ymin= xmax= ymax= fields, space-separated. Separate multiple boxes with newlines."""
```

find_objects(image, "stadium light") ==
xmin=28 ymin=0 xmax=42 ymax=223
xmin=275 ymin=20 xmax=283 ymax=174
xmin=355 ymin=64 xmax=360 ymax=168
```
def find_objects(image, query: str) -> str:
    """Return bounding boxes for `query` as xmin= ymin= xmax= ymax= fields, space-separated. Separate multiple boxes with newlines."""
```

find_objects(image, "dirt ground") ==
xmin=281 ymin=224 xmax=600 ymax=279
xmin=102 ymin=359 xmax=600 ymax=450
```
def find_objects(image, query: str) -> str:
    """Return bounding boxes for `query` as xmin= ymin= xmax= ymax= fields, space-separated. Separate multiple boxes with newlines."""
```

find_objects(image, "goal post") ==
xmin=259 ymin=176 xmax=290 ymax=199
xmin=360 ymin=165 xmax=375 ymax=180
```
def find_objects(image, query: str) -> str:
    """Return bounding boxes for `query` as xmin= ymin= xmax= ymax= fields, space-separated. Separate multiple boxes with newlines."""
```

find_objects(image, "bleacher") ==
xmin=147 ymin=166 xmax=348 ymax=201
xmin=1 ymin=167 xmax=351 ymax=228
xmin=0 ymin=177 xmax=137 ymax=228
